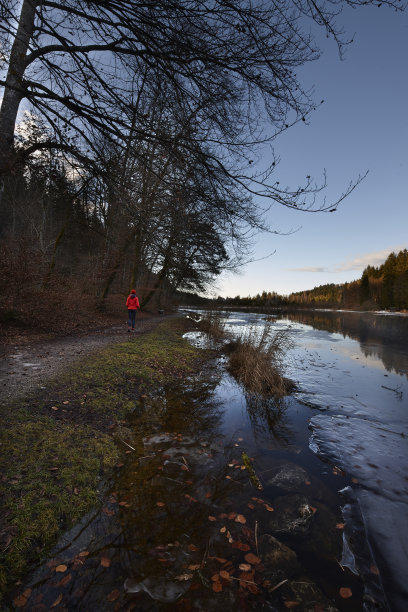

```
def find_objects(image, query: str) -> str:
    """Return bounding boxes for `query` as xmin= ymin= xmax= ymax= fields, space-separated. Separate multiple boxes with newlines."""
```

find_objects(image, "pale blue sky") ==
xmin=215 ymin=5 xmax=408 ymax=298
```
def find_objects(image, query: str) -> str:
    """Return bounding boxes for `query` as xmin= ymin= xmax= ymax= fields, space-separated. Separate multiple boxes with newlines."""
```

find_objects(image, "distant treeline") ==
xmin=209 ymin=249 xmax=408 ymax=310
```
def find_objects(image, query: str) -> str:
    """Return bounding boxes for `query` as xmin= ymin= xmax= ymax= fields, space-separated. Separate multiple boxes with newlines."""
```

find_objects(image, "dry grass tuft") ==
xmin=197 ymin=309 xmax=228 ymax=340
xmin=226 ymin=324 xmax=294 ymax=397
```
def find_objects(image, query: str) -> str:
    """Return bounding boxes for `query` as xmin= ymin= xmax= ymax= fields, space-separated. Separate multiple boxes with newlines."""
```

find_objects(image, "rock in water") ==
xmin=124 ymin=576 xmax=190 ymax=602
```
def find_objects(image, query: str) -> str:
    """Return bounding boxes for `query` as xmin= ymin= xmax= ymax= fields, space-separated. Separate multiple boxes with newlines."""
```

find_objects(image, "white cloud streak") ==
xmin=288 ymin=245 xmax=407 ymax=274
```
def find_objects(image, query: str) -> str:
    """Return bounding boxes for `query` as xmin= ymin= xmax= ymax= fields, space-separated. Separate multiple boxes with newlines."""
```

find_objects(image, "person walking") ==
xmin=126 ymin=289 xmax=140 ymax=332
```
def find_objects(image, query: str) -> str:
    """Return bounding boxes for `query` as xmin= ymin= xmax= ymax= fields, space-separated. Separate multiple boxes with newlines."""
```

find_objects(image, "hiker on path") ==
xmin=126 ymin=289 xmax=140 ymax=332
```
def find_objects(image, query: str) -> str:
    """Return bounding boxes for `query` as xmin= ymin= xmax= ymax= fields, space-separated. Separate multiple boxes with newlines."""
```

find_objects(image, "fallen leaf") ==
xmin=247 ymin=583 xmax=259 ymax=594
xmin=305 ymin=480 xmax=311 ymax=485
xmin=205 ymin=492 xmax=212 ymax=498
xmin=51 ymin=594 xmax=63 ymax=608
xmin=232 ymin=542 xmax=251 ymax=551
xmin=188 ymin=564 xmax=201 ymax=570
xmin=208 ymin=515 xmax=217 ymax=521
xmin=244 ymin=553 xmax=261 ymax=565
xmin=239 ymin=563 xmax=252 ymax=571
xmin=156 ymin=501 xmax=165 ymax=507
xmin=212 ymin=581 xmax=222 ymax=592
xmin=55 ymin=564 xmax=67 ymax=573
xmin=370 ymin=565 xmax=380 ymax=576
xmin=100 ymin=556 xmax=111 ymax=568
xmin=339 ymin=587 xmax=353 ymax=599
xmin=227 ymin=512 xmax=237 ymax=519
xmin=13 ymin=595 xmax=27 ymax=608
xmin=116 ymin=463 xmax=124 ymax=468
xmin=352 ymin=477 xmax=359 ymax=484
xmin=284 ymin=601 xmax=300 ymax=608
xmin=248 ymin=503 xmax=255 ymax=509
xmin=63 ymin=400 xmax=69 ymax=404
xmin=225 ymin=475 xmax=232 ymax=480
xmin=119 ymin=501 xmax=130 ymax=508
xmin=336 ymin=523 xmax=345 ymax=529
xmin=107 ymin=589 xmax=121 ymax=601
xmin=219 ymin=570 xmax=231 ymax=580
xmin=235 ymin=514 xmax=246 ymax=524
xmin=51 ymin=406 xmax=58 ymax=411
xmin=102 ymin=507 xmax=115 ymax=516
xmin=57 ymin=573 xmax=72 ymax=587
xmin=220 ymin=526 xmax=226 ymax=533
xmin=211 ymin=574 xmax=220 ymax=582
xmin=188 ymin=544 xmax=199 ymax=551
xmin=264 ymin=504 xmax=274 ymax=512
xmin=180 ymin=465 xmax=189 ymax=471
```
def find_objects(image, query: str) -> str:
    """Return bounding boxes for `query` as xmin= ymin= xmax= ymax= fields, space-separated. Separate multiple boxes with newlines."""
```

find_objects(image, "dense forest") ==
xmin=216 ymin=249 xmax=408 ymax=311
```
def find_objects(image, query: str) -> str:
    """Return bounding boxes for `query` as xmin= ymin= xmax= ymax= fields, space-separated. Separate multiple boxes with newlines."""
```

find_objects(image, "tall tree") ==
xmin=2 ymin=0 xmax=402 ymax=209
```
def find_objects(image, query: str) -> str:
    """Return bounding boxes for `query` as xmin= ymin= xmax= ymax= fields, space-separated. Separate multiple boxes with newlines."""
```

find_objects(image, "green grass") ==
xmin=0 ymin=317 xmax=205 ymax=598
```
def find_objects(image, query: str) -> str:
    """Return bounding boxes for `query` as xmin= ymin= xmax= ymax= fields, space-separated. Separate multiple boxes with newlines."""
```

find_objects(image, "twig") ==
xmin=255 ymin=520 xmax=259 ymax=556
xmin=269 ymin=578 xmax=288 ymax=592
xmin=182 ymin=456 xmax=189 ymax=469
xmin=118 ymin=437 xmax=136 ymax=451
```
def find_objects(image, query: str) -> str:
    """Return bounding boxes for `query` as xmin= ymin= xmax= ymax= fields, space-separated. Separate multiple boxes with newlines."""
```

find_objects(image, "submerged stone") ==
xmin=266 ymin=462 xmax=309 ymax=491
xmin=259 ymin=534 xmax=300 ymax=581
xmin=124 ymin=576 xmax=190 ymax=602
xmin=268 ymin=494 xmax=315 ymax=535
xmin=281 ymin=578 xmax=338 ymax=611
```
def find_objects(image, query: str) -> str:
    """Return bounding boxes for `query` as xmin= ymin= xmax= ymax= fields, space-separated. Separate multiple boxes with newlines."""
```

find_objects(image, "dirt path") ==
xmin=0 ymin=314 xmax=176 ymax=404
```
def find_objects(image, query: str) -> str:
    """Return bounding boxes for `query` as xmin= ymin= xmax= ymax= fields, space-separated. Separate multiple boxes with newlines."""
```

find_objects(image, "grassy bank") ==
xmin=0 ymin=317 xmax=205 ymax=599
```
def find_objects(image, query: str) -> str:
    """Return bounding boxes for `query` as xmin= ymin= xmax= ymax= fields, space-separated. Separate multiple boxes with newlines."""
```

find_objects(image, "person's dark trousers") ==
xmin=128 ymin=309 xmax=136 ymax=329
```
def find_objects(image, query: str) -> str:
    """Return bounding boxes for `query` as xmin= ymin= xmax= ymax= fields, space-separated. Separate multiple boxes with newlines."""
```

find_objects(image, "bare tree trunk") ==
xmin=0 ymin=0 xmax=38 ymax=198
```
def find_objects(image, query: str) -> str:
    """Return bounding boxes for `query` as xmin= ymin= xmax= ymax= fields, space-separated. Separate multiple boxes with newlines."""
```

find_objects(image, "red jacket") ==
xmin=126 ymin=294 xmax=140 ymax=309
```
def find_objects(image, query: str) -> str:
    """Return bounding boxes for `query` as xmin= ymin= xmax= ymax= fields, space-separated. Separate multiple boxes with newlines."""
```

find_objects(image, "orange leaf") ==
xmin=305 ymin=480 xmax=311 ymax=485
xmin=211 ymin=573 xmax=220 ymax=582
xmin=232 ymin=542 xmax=250 ymax=551
xmin=247 ymin=584 xmax=259 ymax=594
xmin=102 ymin=507 xmax=115 ymax=516
xmin=107 ymin=589 xmax=120 ymax=602
xmin=188 ymin=544 xmax=199 ymax=551
xmin=339 ymin=587 xmax=353 ymax=599
xmin=55 ymin=564 xmax=67 ymax=573
xmin=264 ymin=504 xmax=274 ymax=512
xmin=370 ymin=565 xmax=380 ymax=576
xmin=219 ymin=570 xmax=231 ymax=580
xmin=188 ymin=564 xmax=201 ymax=570
xmin=51 ymin=594 xmax=63 ymax=608
xmin=13 ymin=595 xmax=27 ymax=608
xmin=205 ymin=492 xmax=212 ymax=498
xmin=284 ymin=601 xmax=300 ymax=608
xmin=212 ymin=581 xmax=222 ymax=592
xmin=244 ymin=553 xmax=261 ymax=565
xmin=57 ymin=573 xmax=72 ymax=587
xmin=180 ymin=465 xmax=189 ymax=471
xmin=79 ymin=551 xmax=89 ymax=557
xmin=352 ymin=477 xmax=359 ymax=484
xmin=208 ymin=515 xmax=217 ymax=521
xmin=213 ymin=557 xmax=228 ymax=564
xmin=227 ymin=512 xmax=237 ymax=519
xmin=235 ymin=514 xmax=246 ymax=524
xmin=336 ymin=523 xmax=345 ymax=529
xmin=247 ymin=503 xmax=255 ymax=509
xmin=100 ymin=556 xmax=111 ymax=568
xmin=239 ymin=563 xmax=252 ymax=571
xmin=156 ymin=501 xmax=165 ymax=507
xmin=220 ymin=526 xmax=226 ymax=533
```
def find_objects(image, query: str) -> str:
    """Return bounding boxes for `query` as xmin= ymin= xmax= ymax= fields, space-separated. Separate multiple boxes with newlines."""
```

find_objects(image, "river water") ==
xmin=11 ymin=309 xmax=408 ymax=611
xmin=204 ymin=308 xmax=408 ymax=611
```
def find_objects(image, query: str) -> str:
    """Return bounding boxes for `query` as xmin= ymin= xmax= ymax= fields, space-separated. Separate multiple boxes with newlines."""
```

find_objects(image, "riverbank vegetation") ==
xmin=0 ymin=318 xmax=207 ymax=600
xmin=226 ymin=326 xmax=294 ymax=398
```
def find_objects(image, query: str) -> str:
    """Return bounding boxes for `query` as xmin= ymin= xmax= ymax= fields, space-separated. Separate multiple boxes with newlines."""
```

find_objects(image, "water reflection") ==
xmin=281 ymin=310 xmax=408 ymax=377
xmin=245 ymin=393 xmax=294 ymax=448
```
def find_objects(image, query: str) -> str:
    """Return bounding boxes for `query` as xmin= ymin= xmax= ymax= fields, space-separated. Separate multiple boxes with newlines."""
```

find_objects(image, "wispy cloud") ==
xmin=288 ymin=266 xmax=329 ymax=273
xmin=335 ymin=246 xmax=407 ymax=272
xmin=288 ymin=246 xmax=407 ymax=275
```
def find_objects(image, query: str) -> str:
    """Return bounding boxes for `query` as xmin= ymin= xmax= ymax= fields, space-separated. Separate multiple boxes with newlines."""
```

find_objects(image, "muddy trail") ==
xmin=0 ymin=314 xmax=175 ymax=404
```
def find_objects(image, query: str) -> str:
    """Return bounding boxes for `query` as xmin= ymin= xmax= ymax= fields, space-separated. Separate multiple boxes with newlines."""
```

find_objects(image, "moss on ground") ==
xmin=0 ymin=317 xmax=205 ymax=598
